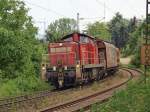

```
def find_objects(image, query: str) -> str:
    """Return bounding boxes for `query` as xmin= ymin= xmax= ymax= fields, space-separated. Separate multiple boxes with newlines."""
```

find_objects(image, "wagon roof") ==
xmin=61 ymin=32 xmax=115 ymax=46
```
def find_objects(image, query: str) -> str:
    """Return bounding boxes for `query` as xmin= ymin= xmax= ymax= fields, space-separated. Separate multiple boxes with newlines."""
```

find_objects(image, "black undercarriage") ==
xmin=46 ymin=67 xmax=118 ymax=89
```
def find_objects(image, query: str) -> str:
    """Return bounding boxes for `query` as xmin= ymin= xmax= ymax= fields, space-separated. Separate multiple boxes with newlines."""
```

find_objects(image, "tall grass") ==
xmin=92 ymin=76 xmax=150 ymax=112
xmin=0 ymin=76 xmax=51 ymax=98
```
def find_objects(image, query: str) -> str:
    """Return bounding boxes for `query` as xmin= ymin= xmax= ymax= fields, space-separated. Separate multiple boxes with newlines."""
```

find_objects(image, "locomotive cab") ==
xmin=46 ymin=42 xmax=78 ymax=88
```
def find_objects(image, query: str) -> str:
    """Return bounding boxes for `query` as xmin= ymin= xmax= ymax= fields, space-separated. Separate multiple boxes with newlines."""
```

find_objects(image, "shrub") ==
xmin=0 ymin=75 xmax=50 ymax=98
xmin=130 ymin=48 xmax=141 ymax=67
xmin=93 ymin=77 xmax=150 ymax=112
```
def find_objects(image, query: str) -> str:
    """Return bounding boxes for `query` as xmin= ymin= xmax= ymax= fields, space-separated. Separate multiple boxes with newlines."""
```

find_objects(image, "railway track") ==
xmin=0 ymin=67 xmax=142 ymax=112
xmin=0 ymin=76 xmax=114 ymax=112
xmin=40 ymin=68 xmax=142 ymax=112
xmin=0 ymin=85 xmax=92 ymax=112
xmin=0 ymin=89 xmax=53 ymax=112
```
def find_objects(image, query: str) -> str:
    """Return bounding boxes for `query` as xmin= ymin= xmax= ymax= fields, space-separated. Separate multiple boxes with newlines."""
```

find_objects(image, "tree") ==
xmin=0 ymin=0 xmax=40 ymax=79
xmin=128 ymin=17 xmax=138 ymax=33
xmin=109 ymin=12 xmax=129 ymax=48
xmin=124 ymin=20 xmax=145 ymax=67
xmin=122 ymin=17 xmax=139 ymax=56
xmin=0 ymin=0 xmax=51 ymax=97
xmin=87 ymin=22 xmax=111 ymax=41
xmin=46 ymin=18 xmax=77 ymax=42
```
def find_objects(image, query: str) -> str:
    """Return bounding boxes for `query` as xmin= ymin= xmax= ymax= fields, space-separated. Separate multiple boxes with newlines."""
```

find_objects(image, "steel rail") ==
xmin=0 ymin=67 xmax=142 ymax=112
xmin=74 ymin=67 xmax=143 ymax=112
xmin=40 ymin=67 xmax=141 ymax=112
xmin=0 ymin=75 xmax=112 ymax=112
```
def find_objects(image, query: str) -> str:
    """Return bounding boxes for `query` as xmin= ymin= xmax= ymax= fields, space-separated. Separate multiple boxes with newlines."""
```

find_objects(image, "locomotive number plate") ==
xmin=141 ymin=44 xmax=150 ymax=65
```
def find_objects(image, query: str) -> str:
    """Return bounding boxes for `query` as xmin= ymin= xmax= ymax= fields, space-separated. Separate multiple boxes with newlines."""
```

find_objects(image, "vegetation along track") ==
xmin=0 ymin=74 xmax=118 ymax=112
xmin=0 ymin=85 xmax=93 ymax=112
xmin=0 ymin=67 xmax=142 ymax=112
xmin=40 ymin=67 xmax=142 ymax=112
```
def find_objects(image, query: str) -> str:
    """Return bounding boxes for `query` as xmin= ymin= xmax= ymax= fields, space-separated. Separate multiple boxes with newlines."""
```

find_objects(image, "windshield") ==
xmin=50 ymin=47 xmax=71 ymax=53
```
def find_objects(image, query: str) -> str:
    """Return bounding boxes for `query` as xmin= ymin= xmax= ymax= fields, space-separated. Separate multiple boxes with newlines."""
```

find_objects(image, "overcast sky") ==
xmin=23 ymin=0 xmax=146 ymax=36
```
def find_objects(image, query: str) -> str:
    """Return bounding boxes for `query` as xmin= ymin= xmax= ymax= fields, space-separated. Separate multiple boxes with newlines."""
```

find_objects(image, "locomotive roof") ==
xmin=61 ymin=32 xmax=95 ymax=40
xmin=61 ymin=32 xmax=113 ymax=45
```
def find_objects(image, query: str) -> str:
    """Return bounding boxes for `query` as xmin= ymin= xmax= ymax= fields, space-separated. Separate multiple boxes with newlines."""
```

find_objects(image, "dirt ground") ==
xmin=120 ymin=57 xmax=131 ymax=65
xmin=37 ymin=70 xmax=130 ymax=111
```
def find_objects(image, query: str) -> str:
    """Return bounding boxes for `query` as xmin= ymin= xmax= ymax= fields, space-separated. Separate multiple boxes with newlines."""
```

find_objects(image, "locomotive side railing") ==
xmin=80 ymin=50 xmax=105 ymax=66
xmin=41 ymin=52 xmax=106 ymax=68
xmin=80 ymin=58 xmax=106 ymax=67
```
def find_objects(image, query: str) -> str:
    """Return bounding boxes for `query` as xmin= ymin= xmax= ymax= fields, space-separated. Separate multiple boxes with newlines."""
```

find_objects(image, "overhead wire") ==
xmin=95 ymin=0 xmax=133 ymax=37
xmin=24 ymin=0 xmax=71 ymax=18
xmin=125 ymin=1 xmax=141 ymax=17
xmin=81 ymin=17 xmax=105 ymax=20
xmin=67 ymin=0 xmax=78 ymax=14
xmin=95 ymin=0 xmax=115 ymax=15
xmin=67 ymin=0 xmax=104 ymax=21
xmin=24 ymin=0 xmax=138 ymax=35
xmin=96 ymin=0 xmax=141 ymax=18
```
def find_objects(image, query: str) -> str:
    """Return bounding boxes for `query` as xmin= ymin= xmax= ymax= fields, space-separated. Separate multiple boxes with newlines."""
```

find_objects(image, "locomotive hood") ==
xmin=48 ymin=42 xmax=77 ymax=66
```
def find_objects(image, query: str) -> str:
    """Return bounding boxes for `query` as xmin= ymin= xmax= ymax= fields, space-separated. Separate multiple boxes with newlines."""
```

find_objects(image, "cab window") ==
xmin=63 ymin=37 xmax=72 ymax=42
xmin=80 ymin=36 xmax=89 ymax=43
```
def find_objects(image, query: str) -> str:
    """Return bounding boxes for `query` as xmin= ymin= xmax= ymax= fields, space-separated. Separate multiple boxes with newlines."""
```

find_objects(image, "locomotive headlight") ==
xmin=42 ymin=67 xmax=46 ymax=70
xmin=76 ymin=64 xmax=80 ymax=68
xmin=64 ymin=66 xmax=67 ymax=70
xmin=59 ymin=43 xmax=63 ymax=46
xmin=42 ymin=64 xmax=46 ymax=70
xmin=53 ymin=66 xmax=56 ymax=71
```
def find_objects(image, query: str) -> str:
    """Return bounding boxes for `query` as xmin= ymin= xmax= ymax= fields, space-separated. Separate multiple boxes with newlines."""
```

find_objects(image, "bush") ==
xmin=130 ymin=48 xmax=141 ymax=67
xmin=93 ymin=77 xmax=150 ymax=112
xmin=0 ymin=75 xmax=51 ymax=98
xmin=0 ymin=0 xmax=51 ymax=98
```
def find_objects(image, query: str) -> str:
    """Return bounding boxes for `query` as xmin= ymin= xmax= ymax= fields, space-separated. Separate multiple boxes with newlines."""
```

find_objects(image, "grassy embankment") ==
xmin=90 ymin=59 xmax=150 ymax=112
xmin=90 ymin=74 xmax=150 ymax=112
xmin=0 ymin=76 xmax=51 ymax=98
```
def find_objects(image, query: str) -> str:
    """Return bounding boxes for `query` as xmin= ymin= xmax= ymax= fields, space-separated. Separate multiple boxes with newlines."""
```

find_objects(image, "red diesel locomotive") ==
xmin=43 ymin=33 xmax=120 ymax=88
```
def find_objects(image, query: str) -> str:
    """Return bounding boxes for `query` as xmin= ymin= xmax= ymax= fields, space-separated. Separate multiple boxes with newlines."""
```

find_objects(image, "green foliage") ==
xmin=109 ymin=12 xmax=129 ymax=48
xmin=122 ymin=18 xmax=143 ymax=57
xmin=0 ymin=76 xmax=50 ymax=97
xmin=79 ymin=108 xmax=84 ymax=112
xmin=0 ymin=27 xmax=33 ymax=79
xmin=0 ymin=0 xmax=37 ymax=79
xmin=92 ymin=78 xmax=150 ymax=112
xmin=122 ymin=19 xmax=145 ymax=67
xmin=87 ymin=22 xmax=111 ymax=41
xmin=31 ymin=41 xmax=46 ymax=75
xmin=46 ymin=18 xmax=77 ymax=42
xmin=0 ymin=0 xmax=51 ymax=97
xmin=130 ymin=49 xmax=141 ymax=67
xmin=91 ymin=103 xmax=100 ymax=112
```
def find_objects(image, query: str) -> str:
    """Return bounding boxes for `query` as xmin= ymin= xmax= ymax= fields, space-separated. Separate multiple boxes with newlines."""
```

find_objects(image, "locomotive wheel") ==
xmin=107 ymin=70 xmax=114 ymax=76
xmin=101 ymin=73 xmax=105 ymax=79
xmin=100 ymin=74 xmax=103 ymax=80
xmin=54 ymin=81 xmax=59 ymax=89
xmin=96 ymin=74 xmax=100 ymax=81
xmin=97 ymin=71 xmax=103 ymax=80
